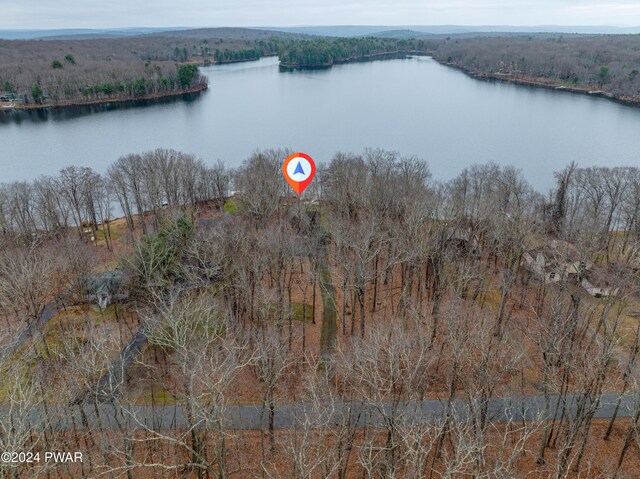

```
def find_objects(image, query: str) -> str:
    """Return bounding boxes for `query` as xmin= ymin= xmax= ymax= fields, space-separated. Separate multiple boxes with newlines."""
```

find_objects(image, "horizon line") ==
xmin=2 ymin=23 xmax=640 ymax=31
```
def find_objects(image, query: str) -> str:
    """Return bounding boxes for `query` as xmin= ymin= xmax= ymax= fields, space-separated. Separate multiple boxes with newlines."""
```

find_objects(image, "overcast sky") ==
xmin=2 ymin=0 xmax=640 ymax=29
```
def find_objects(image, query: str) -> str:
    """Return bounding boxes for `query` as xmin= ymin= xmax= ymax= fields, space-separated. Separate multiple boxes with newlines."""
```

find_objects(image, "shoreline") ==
xmin=433 ymin=58 xmax=640 ymax=108
xmin=187 ymin=53 xmax=278 ymax=67
xmin=0 ymin=83 xmax=208 ymax=113
xmin=279 ymin=50 xmax=430 ymax=71
xmin=186 ymin=57 xmax=260 ymax=66
xmin=0 ymin=54 xmax=276 ymax=115
xmin=4 ymin=52 xmax=638 ymax=116
xmin=214 ymin=57 xmax=261 ymax=65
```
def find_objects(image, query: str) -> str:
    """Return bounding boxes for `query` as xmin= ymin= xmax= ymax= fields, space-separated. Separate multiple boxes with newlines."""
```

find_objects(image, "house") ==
xmin=521 ymin=240 xmax=591 ymax=284
xmin=83 ymin=270 xmax=128 ymax=309
xmin=521 ymin=250 xmax=559 ymax=283
xmin=520 ymin=249 xmax=576 ymax=283
xmin=580 ymin=267 xmax=620 ymax=298
xmin=444 ymin=226 xmax=481 ymax=258
xmin=580 ymin=278 xmax=619 ymax=298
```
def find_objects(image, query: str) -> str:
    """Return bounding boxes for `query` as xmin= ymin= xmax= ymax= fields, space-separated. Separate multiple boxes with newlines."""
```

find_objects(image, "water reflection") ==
xmin=0 ymin=91 xmax=205 ymax=124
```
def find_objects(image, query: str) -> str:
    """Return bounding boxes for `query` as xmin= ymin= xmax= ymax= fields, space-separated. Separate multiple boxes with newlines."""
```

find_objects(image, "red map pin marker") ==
xmin=282 ymin=152 xmax=316 ymax=195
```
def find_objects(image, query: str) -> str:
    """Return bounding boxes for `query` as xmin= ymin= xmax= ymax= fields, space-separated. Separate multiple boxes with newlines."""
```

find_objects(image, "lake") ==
xmin=3 ymin=55 xmax=640 ymax=191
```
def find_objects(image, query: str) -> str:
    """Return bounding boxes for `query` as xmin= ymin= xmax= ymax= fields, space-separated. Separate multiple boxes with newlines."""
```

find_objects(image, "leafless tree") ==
xmin=234 ymin=149 xmax=291 ymax=223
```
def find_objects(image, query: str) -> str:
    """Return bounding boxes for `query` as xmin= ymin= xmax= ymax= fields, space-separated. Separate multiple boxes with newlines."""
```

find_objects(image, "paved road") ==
xmin=3 ymin=393 xmax=638 ymax=431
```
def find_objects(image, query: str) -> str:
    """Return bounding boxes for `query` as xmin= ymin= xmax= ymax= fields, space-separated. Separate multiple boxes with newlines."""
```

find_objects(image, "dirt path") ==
xmin=318 ymin=234 xmax=337 ymax=359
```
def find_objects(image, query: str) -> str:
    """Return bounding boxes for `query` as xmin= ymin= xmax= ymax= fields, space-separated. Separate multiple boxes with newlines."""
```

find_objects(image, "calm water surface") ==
xmin=3 ymin=56 xmax=640 ymax=190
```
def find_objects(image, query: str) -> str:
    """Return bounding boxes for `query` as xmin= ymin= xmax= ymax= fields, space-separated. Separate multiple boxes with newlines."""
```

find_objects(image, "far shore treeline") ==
xmin=0 ymin=28 xmax=289 ymax=106
xmin=278 ymin=37 xmax=428 ymax=68
xmin=429 ymin=34 xmax=640 ymax=101
xmin=3 ymin=28 xmax=640 ymax=108
xmin=0 ymin=30 xmax=429 ymax=107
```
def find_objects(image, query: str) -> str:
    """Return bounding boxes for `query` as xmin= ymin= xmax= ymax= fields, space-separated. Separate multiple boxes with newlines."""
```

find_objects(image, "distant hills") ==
xmin=259 ymin=25 xmax=640 ymax=37
xmin=2 ymin=25 xmax=640 ymax=41
xmin=0 ymin=27 xmax=191 ymax=40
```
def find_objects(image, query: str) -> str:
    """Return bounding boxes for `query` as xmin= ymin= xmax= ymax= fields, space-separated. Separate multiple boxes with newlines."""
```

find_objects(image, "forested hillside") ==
xmin=6 ymin=29 xmax=640 ymax=109
xmin=0 ymin=31 xmax=431 ymax=107
xmin=430 ymin=34 xmax=640 ymax=101
xmin=0 ymin=28 xmax=295 ymax=106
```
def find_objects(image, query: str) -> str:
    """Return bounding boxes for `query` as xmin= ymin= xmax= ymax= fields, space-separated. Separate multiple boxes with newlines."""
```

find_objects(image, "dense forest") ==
xmin=6 ymin=29 xmax=640 ymax=108
xmin=0 ymin=28 xmax=295 ymax=106
xmin=277 ymin=37 xmax=429 ymax=68
xmin=1 ymin=148 xmax=640 ymax=477
xmin=429 ymin=34 xmax=640 ymax=101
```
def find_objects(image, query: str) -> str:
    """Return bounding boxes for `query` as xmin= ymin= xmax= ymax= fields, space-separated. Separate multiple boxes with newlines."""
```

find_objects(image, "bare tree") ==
xmin=234 ymin=149 xmax=291 ymax=223
xmin=251 ymin=321 xmax=294 ymax=456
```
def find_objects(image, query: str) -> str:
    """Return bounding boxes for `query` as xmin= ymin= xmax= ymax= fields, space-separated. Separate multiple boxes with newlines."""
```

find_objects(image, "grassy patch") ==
xmin=95 ymin=217 xmax=129 ymax=244
xmin=582 ymin=294 xmax=640 ymax=351
xmin=618 ymin=312 xmax=640 ymax=349
xmin=138 ymin=389 xmax=179 ymax=405
xmin=33 ymin=335 xmax=87 ymax=364
xmin=290 ymin=302 xmax=314 ymax=322
xmin=47 ymin=304 xmax=127 ymax=329
xmin=258 ymin=302 xmax=314 ymax=322
xmin=480 ymin=287 xmax=502 ymax=311
xmin=223 ymin=198 xmax=243 ymax=216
